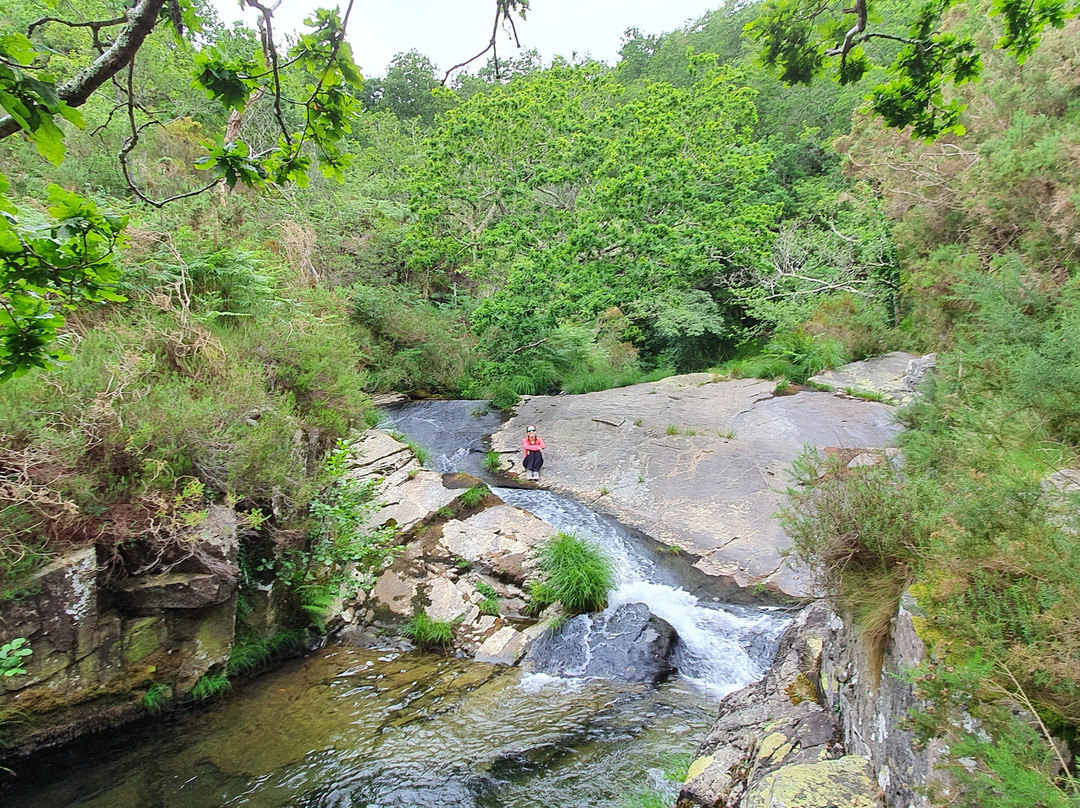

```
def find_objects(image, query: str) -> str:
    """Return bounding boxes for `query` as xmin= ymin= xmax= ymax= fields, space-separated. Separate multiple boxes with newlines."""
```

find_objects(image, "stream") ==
xmin=2 ymin=401 xmax=790 ymax=808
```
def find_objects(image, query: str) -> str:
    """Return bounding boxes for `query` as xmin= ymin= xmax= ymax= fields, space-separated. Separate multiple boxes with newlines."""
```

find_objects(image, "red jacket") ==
xmin=522 ymin=436 xmax=545 ymax=456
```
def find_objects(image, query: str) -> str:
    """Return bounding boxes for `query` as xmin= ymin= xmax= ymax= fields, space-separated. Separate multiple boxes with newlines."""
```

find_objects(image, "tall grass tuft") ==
xmin=459 ymin=484 xmax=488 ymax=509
xmin=402 ymin=611 xmax=455 ymax=651
xmin=189 ymin=671 xmax=232 ymax=702
xmin=482 ymin=450 xmax=502 ymax=474
xmin=532 ymin=532 xmax=615 ymax=615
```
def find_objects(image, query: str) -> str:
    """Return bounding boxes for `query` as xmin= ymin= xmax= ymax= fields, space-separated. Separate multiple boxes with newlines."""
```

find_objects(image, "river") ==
xmin=1 ymin=401 xmax=791 ymax=808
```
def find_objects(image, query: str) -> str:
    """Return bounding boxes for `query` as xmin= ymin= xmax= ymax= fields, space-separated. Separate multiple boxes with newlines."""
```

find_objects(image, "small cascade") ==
xmin=3 ymin=399 xmax=794 ymax=808
xmin=381 ymin=401 xmax=791 ymax=698
xmin=495 ymin=486 xmax=789 ymax=697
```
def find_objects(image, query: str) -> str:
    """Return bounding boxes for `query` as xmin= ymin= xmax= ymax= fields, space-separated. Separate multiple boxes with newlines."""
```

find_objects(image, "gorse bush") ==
xmin=530 ymin=532 xmax=615 ymax=615
xmin=781 ymin=449 xmax=924 ymax=674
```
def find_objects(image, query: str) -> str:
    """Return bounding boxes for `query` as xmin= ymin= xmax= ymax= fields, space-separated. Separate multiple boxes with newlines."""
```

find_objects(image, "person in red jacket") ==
xmin=521 ymin=425 xmax=545 ymax=481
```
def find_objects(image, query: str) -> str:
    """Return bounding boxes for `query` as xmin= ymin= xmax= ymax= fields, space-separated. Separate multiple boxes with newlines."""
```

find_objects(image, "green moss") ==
xmin=122 ymin=617 xmax=166 ymax=666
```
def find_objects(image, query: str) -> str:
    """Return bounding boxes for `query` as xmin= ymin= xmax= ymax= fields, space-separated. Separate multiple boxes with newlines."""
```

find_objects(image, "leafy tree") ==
xmin=361 ymin=49 xmax=452 ymax=124
xmin=407 ymin=58 xmax=779 ymax=374
xmin=0 ymin=0 xmax=532 ymax=379
xmin=746 ymin=0 xmax=1075 ymax=138
xmin=0 ymin=0 xmax=368 ymax=376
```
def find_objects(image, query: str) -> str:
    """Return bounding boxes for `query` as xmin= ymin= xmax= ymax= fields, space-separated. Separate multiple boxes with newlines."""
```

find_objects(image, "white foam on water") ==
xmin=493 ymin=485 xmax=790 ymax=694
xmin=607 ymin=581 xmax=784 ymax=696
xmin=518 ymin=672 xmax=586 ymax=693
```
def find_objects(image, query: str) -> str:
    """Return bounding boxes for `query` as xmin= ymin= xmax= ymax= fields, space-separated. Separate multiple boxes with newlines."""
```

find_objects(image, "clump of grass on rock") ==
xmin=402 ymin=611 xmax=455 ymax=651
xmin=528 ymin=532 xmax=615 ymax=615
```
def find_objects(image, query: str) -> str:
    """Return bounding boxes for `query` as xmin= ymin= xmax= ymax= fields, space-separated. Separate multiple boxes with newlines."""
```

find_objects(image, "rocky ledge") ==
xmin=678 ymin=603 xmax=882 ymax=808
xmin=491 ymin=356 xmax=926 ymax=597
xmin=332 ymin=430 xmax=679 ymax=676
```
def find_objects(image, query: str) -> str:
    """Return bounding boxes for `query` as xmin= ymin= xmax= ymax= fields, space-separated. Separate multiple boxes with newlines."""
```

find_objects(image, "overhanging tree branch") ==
xmin=0 ymin=0 xmax=167 ymax=140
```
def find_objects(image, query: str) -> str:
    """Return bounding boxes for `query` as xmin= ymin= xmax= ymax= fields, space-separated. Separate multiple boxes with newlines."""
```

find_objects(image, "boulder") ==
xmin=371 ymin=569 xmax=419 ymax=616
xmin=438 ymin=504 xmax=554 ymax=584
xmin=474 ymin=626 xmax=528 ymax=665
xmin=743 ymin=755 xmax=881 ymax=808
xmin=809 ymin=351 xmax=934 ymax=405
xmin=369 ymin=469 xmax=460 ymax=536
xmin=522 ymin=602 xmax=676 ymax=683
xmin=425 ymin=577 xmax=470 ymax=622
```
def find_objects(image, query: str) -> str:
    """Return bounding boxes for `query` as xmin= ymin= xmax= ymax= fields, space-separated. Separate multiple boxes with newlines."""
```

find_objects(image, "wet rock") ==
xmin=0 ymin=510 xmax=242 ymax=756
xmin=522 ymin=602 xmax=676 ymax=683
xmin=474 ymin=626 xmax=528 ymax=665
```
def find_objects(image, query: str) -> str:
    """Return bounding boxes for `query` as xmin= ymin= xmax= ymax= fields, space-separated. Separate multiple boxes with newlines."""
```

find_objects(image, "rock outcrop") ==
xmin=0 ymin=506 xmax=241 ymax=756
xmin=680 ymin=592 xmax=957 ymax=808
xmin=808 ymin=351 xmax=936 ymax=405
xmin=678 ymin=603 xmax=883 ymax=808
xmin=817 ymin=594 xmax=951 ymax=808
xmin=336 ymin=430 xmax=555 ymax=660
xmin=492 ymin=366 xmax=909 ymax=597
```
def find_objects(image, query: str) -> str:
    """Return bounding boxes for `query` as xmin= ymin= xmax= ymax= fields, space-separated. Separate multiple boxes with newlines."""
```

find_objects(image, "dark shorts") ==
xmin=523 ymin=450 xmax=544 ymax=471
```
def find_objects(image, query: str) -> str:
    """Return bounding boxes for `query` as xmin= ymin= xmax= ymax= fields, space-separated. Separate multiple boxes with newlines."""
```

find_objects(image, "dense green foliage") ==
xmin=749 ymin=0 xmax=1075 ymax=137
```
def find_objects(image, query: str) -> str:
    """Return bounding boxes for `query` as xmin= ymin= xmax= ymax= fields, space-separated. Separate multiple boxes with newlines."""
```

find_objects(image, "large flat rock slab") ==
xmin=493 ymin=372 xmax=903 ymax=597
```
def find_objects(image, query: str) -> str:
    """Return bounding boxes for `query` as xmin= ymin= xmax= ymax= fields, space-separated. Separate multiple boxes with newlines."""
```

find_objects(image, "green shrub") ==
xmin=531 ymin=532 xmax=615 ymax=615
xmin=0 ymin=638 xmax=32 ymax=677
xmin=402 ymin=611 xmax=454 ymax=651
xmin=184 ymin=249 xmax=277 ymax=321
xmin=490 ymin=385 xmax=520 ymax=410
xmin=226 ymin=628 xmax=307 ymax=678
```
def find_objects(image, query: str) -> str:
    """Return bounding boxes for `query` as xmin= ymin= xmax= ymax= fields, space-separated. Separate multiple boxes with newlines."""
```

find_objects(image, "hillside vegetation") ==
xmin=1 ymin=0 xmax=1079 ymax=801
